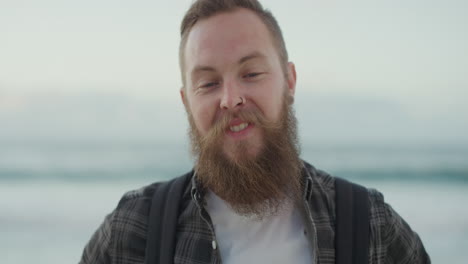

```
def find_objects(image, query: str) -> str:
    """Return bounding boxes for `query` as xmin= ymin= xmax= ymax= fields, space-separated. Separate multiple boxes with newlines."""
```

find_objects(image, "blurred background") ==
xmin=1 ymin=0 xmax=467 ymax=263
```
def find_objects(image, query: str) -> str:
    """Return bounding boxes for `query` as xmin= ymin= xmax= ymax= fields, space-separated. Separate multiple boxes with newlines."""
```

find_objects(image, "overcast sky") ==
xmin=1 ymin=0 xmax=467 ymax=144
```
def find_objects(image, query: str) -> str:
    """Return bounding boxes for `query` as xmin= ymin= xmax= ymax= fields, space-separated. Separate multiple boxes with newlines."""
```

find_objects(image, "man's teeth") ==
xmin=229 ymin=122 xmax=248 ymax=132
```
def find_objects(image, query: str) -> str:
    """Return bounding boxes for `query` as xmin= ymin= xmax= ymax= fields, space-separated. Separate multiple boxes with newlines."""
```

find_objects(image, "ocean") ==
xmin=1 ymin=141 xmax=467 ymax=263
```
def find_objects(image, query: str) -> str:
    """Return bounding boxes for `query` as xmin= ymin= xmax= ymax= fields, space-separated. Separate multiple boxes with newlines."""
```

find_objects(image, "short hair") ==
xmin=179 ymin=0 xmax=289 ymax=86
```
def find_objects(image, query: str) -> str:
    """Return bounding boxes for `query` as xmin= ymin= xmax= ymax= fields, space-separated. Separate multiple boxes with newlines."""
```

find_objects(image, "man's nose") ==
xmin=219 ymin=81 xmax=245 ymax=110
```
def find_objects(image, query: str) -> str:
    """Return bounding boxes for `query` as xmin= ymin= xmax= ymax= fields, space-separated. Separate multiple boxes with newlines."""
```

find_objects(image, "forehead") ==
xmin=184 ymin=8 xmax=279 ymax=71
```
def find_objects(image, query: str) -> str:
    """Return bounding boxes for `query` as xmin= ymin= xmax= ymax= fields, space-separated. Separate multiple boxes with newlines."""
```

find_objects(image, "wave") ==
xmin=1 ymin=167 xmax=467 ymax=184
xmin=332 ymin=168 xmax=468 ymax=184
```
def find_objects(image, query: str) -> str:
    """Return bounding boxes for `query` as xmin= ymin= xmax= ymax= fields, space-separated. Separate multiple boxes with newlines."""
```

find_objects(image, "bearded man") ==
xmin=80 ymin=0 xmax=430 ymax=263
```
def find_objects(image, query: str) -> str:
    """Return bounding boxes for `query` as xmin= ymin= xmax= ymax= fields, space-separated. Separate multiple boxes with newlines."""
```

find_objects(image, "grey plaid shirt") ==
xmin=79 ymin=162 xmax=430 ymax=264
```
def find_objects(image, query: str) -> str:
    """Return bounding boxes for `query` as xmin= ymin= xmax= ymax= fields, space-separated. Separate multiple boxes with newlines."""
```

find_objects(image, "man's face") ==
xmin=181 ymin=8 xmax=296 ymax=161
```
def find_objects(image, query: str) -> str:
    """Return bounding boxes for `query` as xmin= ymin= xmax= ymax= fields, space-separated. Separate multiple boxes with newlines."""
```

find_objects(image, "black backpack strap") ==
xmin=145 ymin=172 xmax=193 ymax=264
xmin=335 ymin=177 xmax=370 ymax=264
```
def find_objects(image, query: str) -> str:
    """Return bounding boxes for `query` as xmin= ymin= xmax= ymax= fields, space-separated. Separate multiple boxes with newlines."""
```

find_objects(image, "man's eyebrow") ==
xmin=191 ymin=52 xmax=266 ymax=76
xmin=239 ymin=51 xmax=267 ymax=64
xmin=192 ymin=65 xmax=216 ymax=75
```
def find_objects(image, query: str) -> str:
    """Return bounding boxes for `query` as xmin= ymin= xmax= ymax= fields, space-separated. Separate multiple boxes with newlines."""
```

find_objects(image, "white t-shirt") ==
xmin=205 ymin=191 xmax=312 ymax=264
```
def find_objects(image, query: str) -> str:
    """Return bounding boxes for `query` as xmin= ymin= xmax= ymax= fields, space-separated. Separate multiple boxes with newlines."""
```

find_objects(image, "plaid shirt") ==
xmin=79 ymin=162 xmax=430 ymax=264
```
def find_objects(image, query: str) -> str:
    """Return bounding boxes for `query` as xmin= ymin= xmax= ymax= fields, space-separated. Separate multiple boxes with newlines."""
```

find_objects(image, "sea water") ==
xmin=1 ymin=141 xmax=467 ymax=263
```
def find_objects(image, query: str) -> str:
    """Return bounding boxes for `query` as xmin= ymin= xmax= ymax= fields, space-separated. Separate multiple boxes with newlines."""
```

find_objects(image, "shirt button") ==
xmin=212 ymin=240 xmax=217 ymax=250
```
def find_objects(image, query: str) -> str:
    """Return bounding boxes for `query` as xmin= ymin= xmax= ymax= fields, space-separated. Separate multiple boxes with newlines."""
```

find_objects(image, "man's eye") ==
xmin=201 ymin=82 xmax=219 ymax=88
xmin=243 ymin=72 xmax=262 ymax=78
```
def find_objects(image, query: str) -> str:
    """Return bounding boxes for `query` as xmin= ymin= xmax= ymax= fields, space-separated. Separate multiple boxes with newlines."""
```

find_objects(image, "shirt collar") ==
xmin=301 ymin=160 xmax=315 ymax=201
xmin=191 ymin=170 xmax=207 ymax=205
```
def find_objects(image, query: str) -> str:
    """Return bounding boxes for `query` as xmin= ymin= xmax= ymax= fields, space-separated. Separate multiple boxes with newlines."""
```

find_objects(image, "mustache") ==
xmin=201 ymin=108 xmax=280 ymax=144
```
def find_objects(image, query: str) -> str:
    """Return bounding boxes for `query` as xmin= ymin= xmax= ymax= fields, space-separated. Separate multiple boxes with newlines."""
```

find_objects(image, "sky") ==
xmin=1 ymin=0 xmax=467 ymax=145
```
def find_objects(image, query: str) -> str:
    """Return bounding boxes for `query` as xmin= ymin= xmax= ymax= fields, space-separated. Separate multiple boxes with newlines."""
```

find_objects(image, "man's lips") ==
xmin=229 ymin=122 xmax=249 ymax=132
xmin=228 ymin=118 xmax=245 ymax=126
xmin=227 ymin=118 xmax=250 ymax=133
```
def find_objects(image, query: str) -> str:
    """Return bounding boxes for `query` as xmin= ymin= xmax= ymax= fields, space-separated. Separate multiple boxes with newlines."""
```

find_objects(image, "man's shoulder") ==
xmin=79 ymin=172 xmax=194 ymax=263
xmin=104 ymin=181 xmax=163 ymax=234
xmin=115 ymin=172 xmax=193 ymax=216
xmin=303 ymin=161 xmax=335 ymax=190
xmin=303 ymin=160 xmax=386 ymax=207
xmin=114 ymin=182 xmax=158 ymax=215
xmin=303 ymin=162 xmax=415 ymax=240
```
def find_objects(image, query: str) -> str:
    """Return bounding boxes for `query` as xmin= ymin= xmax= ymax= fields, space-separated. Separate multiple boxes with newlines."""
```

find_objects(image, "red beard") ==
xmin=187 ymin=95 xmax=302 ymax=219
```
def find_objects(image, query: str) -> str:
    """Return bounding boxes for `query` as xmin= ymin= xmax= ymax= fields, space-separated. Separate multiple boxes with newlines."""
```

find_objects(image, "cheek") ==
xmin=254 ymin=83 xmax=285 ymax=121
xmin=264 ymin=98 xmax=282 ymax=122
xmin=190 ymin=100 xmax=216 ymax=135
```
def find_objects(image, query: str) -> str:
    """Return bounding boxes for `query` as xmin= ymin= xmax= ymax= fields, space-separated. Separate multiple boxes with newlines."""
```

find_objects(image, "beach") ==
xmin=1 ymin=142 xmax=467 ymax=263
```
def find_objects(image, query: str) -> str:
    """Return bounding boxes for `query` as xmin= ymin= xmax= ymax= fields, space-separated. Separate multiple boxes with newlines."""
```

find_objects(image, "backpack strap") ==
xmin=145 ymin=172 xmax=193 ymax=264
xmin=335 ymin=177 xmax=370 ymax=264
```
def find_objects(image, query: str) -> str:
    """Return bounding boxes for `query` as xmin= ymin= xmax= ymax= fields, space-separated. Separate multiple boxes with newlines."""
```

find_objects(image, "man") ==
xmin=80 ymin=0 xmax=430 ymax=263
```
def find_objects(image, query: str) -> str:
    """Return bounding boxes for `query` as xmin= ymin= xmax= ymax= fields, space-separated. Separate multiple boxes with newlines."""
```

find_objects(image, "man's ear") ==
xmin=180 ymin=87 xmax=187 ymax=107
xmin=286 ymin=62 xmax=297 ymax=98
